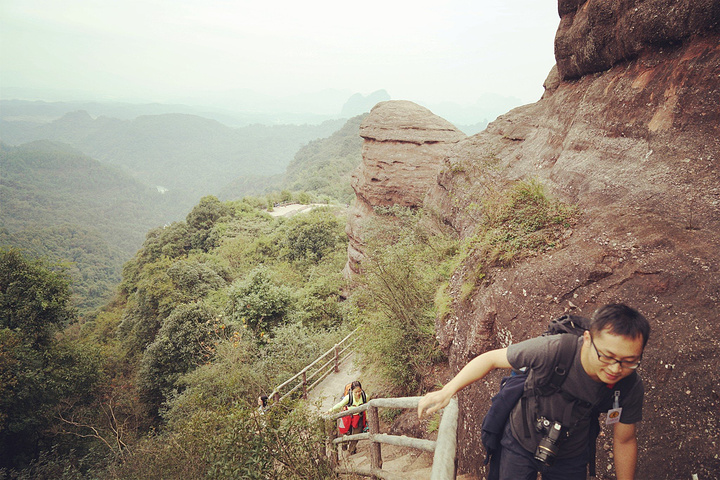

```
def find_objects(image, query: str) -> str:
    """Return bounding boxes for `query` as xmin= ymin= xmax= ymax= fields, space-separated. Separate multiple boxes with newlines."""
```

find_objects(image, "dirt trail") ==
xmin=306 ymin=353 xmax=362 ymax=414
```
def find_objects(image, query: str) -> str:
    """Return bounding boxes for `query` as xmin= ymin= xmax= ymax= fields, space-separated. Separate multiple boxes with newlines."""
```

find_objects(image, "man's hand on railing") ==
xmin=417 ymin=388 xmax=453 ymax=419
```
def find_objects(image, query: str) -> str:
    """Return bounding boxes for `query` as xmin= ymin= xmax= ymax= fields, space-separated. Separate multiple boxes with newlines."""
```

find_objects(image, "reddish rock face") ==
xmin=343 ymin=101 xmax=465 ymax=276
xmin=347 ymin=3 xmax=720 ymax=479
xmin=555 ymin=0 xmax=720 ymax=79
xmin=432 ymin=35 xmax=720 ymax=480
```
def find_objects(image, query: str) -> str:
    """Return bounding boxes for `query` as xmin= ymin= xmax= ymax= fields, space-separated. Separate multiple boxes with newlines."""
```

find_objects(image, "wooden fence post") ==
xmin=334 ymin=344 xmax=340 ymax=373
xmin=302 ymin=371 xmax=307 ymax=399
xmin=367 ymin=404 xmax=382 ymax=477
xmin=326 ymin=416 xmax=338 ymax=470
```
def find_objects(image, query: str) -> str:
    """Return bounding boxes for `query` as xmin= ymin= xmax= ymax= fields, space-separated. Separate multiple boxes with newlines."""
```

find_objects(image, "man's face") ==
xmin=582 ymin=328 xmax=644 ymax=384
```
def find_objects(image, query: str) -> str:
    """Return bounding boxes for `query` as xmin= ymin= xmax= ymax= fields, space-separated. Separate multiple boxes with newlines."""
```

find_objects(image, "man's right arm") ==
xmin=417 ymin=348 xmax=510 ymax=418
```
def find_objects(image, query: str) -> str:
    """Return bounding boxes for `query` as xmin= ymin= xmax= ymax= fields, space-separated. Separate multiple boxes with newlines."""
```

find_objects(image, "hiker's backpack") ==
xmin=338 ymin=389 xmax=368 ymax=435
xmin=345 ymin=389 xmax=367 ymax=408
xmin=480 ymin=314 xmax=638 ymax=478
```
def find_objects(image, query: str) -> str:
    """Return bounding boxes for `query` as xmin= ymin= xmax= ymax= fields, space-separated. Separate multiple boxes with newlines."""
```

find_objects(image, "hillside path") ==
xmin=306 ymin=353 xmax=362 ymax=414
xmin=303 ymin=355 xmax=455 ymax=480
xmin=267 ymin=203 xmax=327 ymax=218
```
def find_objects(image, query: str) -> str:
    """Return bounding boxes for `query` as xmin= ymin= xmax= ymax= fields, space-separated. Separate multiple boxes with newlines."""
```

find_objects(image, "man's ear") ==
xmin=583 ymin=330 xmax=591 ymax=342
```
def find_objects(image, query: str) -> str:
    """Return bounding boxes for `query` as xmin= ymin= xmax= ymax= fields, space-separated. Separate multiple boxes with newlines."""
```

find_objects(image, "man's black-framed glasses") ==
xmin=589 ymin=334 xmax=641 ymax=369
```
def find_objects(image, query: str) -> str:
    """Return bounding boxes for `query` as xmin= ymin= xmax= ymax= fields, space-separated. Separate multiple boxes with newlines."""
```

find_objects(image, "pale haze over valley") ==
xmin=1 ymin=0 xmax=559 ymax=125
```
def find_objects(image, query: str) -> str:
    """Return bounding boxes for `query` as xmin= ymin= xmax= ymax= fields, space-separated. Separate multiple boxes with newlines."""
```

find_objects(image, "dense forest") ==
xmin=0 ymin=114 xmax=366 ymax=312
xmin=0 ymin=106 xmax=346 ymax=214
xmin=0 ymin=141 xmax=172 ymax=310
xmin=0 ymin=192 xmax=449 ymax=478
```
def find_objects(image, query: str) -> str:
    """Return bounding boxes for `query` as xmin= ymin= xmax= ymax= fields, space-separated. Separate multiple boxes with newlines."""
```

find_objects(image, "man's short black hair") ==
xmin=591 ymin=303 xmax=650 ymax=347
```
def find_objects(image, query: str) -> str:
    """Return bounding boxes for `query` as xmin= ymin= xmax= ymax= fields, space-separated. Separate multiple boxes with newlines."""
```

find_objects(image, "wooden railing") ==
xmin=325 ymin=397 xmax=459 ymax=480
xmin=268 ymin=328 xmax=358 ymax=403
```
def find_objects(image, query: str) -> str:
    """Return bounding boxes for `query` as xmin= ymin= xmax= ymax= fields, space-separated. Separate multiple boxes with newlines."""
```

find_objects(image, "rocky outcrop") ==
xmin=433 ymin=33 xmax=720 ymax=478
xmin=343 ymin=101 xmax=465 ymax=276
xmin=347 ymin=2 xmax=720 ymax=479
xmin=555 ymin=0 xmax=720 ymax=78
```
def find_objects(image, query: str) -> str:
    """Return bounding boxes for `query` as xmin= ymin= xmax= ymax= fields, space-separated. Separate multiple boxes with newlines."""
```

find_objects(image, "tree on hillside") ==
xmin=227 ymin=266 xmax=292 ymax=336
xmin=136 ymin=302 xmax=217 ymax=416
xmin=186 ymin=195 xmax=232 ymax=252
xmin=279 ymin=209 xmax=346 ymax=264
xmin=0 ymin=248 xmax=102 ymax=470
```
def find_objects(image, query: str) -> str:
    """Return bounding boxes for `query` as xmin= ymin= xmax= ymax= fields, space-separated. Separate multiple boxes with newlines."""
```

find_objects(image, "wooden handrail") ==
xmin=325 ymin=396 xmax=458 ymax=480
xmin=265 ymin=328 xmax=460 ymax=479
xmin=269 ymin=328 xmax=358 ymax=403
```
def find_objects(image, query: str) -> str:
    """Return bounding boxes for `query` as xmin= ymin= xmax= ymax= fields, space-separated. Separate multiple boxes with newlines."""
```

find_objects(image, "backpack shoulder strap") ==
xmin=521 ymin=334 xmax=578 ymax=437
xmin=535 ymin=333 xmax=579 ymax=396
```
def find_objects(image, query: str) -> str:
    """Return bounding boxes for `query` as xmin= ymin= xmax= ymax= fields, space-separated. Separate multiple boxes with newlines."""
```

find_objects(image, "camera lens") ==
xmin=534 ymin=422 xmax=564 ymax=466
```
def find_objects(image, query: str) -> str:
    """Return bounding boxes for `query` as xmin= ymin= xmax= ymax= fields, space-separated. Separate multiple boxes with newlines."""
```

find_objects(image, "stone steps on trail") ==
xmin=337 ymin=443 xmax=479 ymax=479
xmin=337 ymin=444 xmax=433 ymax=480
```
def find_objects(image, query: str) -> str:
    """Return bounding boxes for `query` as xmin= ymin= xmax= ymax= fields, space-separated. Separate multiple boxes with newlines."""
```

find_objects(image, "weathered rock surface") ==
xmin=343 ymin=101 xmax=466 ymax=276
xmin=555 ymin=0 xmax=720 ymax=78
xmin=347 ymin=2 xmax=720 ymax=479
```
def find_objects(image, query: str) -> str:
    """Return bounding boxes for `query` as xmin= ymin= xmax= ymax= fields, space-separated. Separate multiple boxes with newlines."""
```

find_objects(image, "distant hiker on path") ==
xmin=418 ymin=304 xmax=650 ymax=480
xmin=329 ymin=380 xmax=368 ymax=455
xmin=257 ymin=395 xmax=268 ymax=415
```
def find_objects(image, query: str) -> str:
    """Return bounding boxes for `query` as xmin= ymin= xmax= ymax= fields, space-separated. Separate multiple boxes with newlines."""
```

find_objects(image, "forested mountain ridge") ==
xmin=0 ymin=108 xmax=346 ymax=214
xmin=220 ymin=114 xmax=367 ymax=203
xmin=281 ymin=114 xmax=366 ymax=204
xmin=1 ymin=111 xmax=366 ymax=312
xmin=0 ymin=140 xmax=173 ymax=310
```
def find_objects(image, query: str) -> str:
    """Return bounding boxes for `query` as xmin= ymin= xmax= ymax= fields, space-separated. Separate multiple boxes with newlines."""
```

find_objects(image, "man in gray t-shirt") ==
xmin=507 ymin=335 xmax=644 ymax=459
xmin=418 ymin=304 xmax=650 ymax=480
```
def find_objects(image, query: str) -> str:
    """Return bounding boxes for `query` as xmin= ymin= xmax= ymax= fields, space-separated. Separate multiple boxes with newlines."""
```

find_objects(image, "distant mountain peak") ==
xmin=340 ymin=90 xmax=391 ymax=117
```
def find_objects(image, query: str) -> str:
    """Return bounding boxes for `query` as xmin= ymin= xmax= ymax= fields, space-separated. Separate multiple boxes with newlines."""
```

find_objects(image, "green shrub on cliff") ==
xmin=460 ymin=179 xmax=578 ymax=290
xmin=352 ymin=206 xmax=455 ymax=394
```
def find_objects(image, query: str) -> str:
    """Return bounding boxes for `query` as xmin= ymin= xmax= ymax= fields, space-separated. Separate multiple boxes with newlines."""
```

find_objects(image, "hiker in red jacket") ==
xmin=329 ymin=380 xmax=368 ymax=455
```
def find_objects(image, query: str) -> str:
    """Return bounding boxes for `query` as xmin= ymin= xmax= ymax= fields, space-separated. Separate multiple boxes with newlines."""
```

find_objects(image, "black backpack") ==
xmin=480 ymin=314 xmax=637 ymax=478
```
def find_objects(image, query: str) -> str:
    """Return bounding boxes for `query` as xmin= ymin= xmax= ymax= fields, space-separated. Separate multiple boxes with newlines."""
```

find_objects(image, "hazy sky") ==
xmin=1 ymin=0 xmax=560 ymax=113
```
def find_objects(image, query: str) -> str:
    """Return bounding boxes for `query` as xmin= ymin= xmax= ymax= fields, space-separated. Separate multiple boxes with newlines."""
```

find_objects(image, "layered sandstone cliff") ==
xmin=343 ymin=101 xmax=465 ymax=276
xmin=347 ymin=1 xmax=719 ymax=478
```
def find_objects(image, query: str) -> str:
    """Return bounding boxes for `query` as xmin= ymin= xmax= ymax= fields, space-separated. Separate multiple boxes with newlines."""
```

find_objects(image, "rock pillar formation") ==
xmin=343 ymin=100 xmax=466 ymax=277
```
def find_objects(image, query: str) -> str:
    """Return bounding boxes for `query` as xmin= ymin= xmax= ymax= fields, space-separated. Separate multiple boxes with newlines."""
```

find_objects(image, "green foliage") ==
xmin=118 ymin=256 xmax=181 ymax=357
xmin=137 ymin=302 xmax=218 ymax=414
xmin=2 ymin=110 xmax=346 ymax=212
xmin=0 ymin=225 xmax=125 ymax=311
xmin=227 ymin=266 xmax=293 ymax=336
xmin=4 ymin=193 xmax=354 ymax=474
xmin=0 ymin=249 xmax=103 ymax=471
xmin=291 ymin=270 xmax=345 ymax=329
xmin=281 ymin=115 xmax=366 ymax=204
xmin=106 ymin=401 xmax=336 ymax=480
xmin=0 ymin=248 xmax=74 ymax=341
xmin=460 ymin=179 xmax=578 ymax=287
xmin=353 ymin=208 xmax=454 ymax=395
xmin=256 ymin=323 xmax=348 ymax=386
xmin=166 ymin=255 xmax=229 ymax=300
xmin=278 ymin=208 xmax=347 ymax=264
xmin=186 ymin=196 xmax=233 ymax=252
xmin=103 ymin=323 xmax=347 ymax=479
xmin=0 ymin=141 xmax=173 ymax=311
